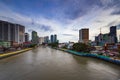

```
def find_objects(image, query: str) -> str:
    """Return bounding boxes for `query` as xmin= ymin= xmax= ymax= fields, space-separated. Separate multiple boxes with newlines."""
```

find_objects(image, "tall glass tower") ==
xmin=110 ymin=26 xmax=117 ymax=43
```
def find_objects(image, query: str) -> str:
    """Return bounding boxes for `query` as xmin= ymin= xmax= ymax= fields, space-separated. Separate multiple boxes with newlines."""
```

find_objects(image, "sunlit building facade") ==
xmin=79 ymin=28 xmax=89 ymax=44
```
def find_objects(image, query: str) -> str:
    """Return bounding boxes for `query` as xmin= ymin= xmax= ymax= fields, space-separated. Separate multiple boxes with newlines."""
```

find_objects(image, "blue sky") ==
xmin=0 ymin=0 xmax=120 ymax=42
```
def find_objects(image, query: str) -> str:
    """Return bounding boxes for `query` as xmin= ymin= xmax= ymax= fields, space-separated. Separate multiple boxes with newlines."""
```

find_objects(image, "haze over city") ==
xmin=0 ymin=0 xmax=120 ymax=42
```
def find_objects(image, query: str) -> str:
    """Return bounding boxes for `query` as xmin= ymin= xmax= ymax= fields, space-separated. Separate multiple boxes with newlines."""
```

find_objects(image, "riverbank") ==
xmin=0 ymin=48 xmax=33 ymax=59
xmin=57 ymin=48 xmax=120 ymax=65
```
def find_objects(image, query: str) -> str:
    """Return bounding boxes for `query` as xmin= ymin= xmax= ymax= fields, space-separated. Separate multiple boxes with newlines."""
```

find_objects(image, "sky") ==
xmin=0 ymin=0 xmax=120 ymax=42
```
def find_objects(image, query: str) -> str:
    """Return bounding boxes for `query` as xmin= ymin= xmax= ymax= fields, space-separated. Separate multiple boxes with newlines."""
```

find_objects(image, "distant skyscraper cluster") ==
xmin=78 ymin=26 xmax=118 ymax=46
xmin=95 ymin=26 xmax=118 ymax=46
xmin=0 ymin=20 xmax=58 ymax=48
xmin=0 ymin=20 xmax=59 ymax=46
xmin=39 ymin=36 xmax=49 ymax=44
xmin=38 ymin=34 xmax=58 ymax=45
xmin=0 ymin=20 xmax=119 ymax=48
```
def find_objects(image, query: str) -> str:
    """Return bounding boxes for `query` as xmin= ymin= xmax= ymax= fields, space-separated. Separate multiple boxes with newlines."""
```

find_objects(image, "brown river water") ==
xmin=0 ymin=47 xmax=120 ymax=80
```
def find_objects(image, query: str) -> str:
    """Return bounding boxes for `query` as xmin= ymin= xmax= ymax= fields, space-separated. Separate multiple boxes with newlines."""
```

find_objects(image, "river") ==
xmin=0 ymin=47 xmax=120 ymax=80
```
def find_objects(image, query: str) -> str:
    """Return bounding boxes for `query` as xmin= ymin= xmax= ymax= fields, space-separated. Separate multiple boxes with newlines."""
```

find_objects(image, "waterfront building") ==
xmin=50 ymin=35 xmax=54 ymax=43
xmin=25 ymin=33 xmax=29 ymax=42
xmin=95 ymin=26 xmax=118 ymax=46
xmin=109 ymin=26 xmax=117 ymax=43
xmin=95 ymin=33 xmax=111 ymax=46
xmin=79 ymin=28 xmax=89 ymax=44
xmin=32 ymin=31 xmax=38 ymax=44
xmin=44 ymin=36 xmax=49 ymax=44
xmin=54 ymin=34 xmax=57 ymax=43
xmin=50 ymin=34 xmax=58 ymax=43
xmin=0 ymin=41 xmax=11 ymax=48
xmin=0 ymin=20 xmax=25 ymax=44
xmin=39 ymin=37 xmax=44 ymax=44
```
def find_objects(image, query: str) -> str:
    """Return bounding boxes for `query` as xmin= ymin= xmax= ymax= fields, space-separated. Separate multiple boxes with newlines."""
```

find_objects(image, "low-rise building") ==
xmin=0 ymin=41 xmax=11 ymax=48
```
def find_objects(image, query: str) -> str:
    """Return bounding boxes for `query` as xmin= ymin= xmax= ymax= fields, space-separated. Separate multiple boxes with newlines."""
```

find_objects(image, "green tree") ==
xmin=62 ymin=45 xmax=68 ymax=49
xmin=48 ymin=42 xmax=58 ymax=48
xmin=72 ymin=43 xmax=90 ymax=53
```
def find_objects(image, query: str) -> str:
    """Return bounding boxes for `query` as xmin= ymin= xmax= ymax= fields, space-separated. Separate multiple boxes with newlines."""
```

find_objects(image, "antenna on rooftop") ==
xmin=100 ymin=27 xmax=102 ymax=34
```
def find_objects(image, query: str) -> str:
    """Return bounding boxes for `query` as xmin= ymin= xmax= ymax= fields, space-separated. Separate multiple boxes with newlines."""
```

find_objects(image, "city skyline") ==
xmin=0 ymin=0 xmax=120 ymax=42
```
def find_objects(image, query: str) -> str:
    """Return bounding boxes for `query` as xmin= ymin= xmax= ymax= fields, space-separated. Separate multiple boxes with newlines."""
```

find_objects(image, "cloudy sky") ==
xmin=0 ymin=0 xmax=120 ymax=42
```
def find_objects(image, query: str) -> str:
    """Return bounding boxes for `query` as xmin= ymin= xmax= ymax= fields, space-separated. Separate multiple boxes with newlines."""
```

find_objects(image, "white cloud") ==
xmin=0 ymin=1 xmax=120 ymax=42
xmin=62 ymin=6 xmax=120 ymax=41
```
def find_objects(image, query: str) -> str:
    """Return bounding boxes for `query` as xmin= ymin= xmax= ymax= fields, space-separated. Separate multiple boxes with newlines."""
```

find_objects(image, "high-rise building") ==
xmin=25 ymin=33 xmax=29 ymax=42
xmin=18 ymin=24 xmax=25 ymax=43
xmin=79 ymin=28 xmax=89 ymax=43
xmin=44 ymin=36 xmax=49 ymax=44
xmin=50 ymin=35 xmax=54 ymax=43
xmin=32 ymin=31 xmax=38 ymax=44
xmin=95 ymin=26 xmax=118 ymax=46
xmin=0 ymin=20 xmax=25 ymax=44
xmin=110 ymin=26 xmax=117 ymax=36
xmin=50 ymin=34 xmax=58 ymax=43
xmin=39 ymin=37 xmax=44 ymax=44
xmin=110 ymin=26 xmax=117 ymax=43
xmin=54 ymin=34 xmax=57 ymax=43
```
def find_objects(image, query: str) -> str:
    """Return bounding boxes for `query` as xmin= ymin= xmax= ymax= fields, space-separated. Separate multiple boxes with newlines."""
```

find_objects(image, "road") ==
xmin=0 ymin=47 xmax=120 ymax=80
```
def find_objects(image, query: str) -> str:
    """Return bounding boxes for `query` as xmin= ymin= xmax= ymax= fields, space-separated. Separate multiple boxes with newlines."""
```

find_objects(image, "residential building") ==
xmin=95 ymin=26 xmax=118 ymax=46
xmin=32 ymin=31 xmax=38 ymax=44
xmin=0 ymin=41 xmax=11 ymax=48
xmin=50 ymin=35 xmax=54 ymax=43
xmin=54 ymin=34 xmax=57 ymax=43
xmin=39 ymin=37 xmax=44 ymax=44
xmin=50 ymin=34 xmax=58 ymax=43
xmin=109 ymin=26 xmax=117 ymax=43
xmin=44 ymin=36 xmax=49 ymax=44
xmin=54 ymin=34 xmax=58 ymax=43
xmin=0 ymin=20 xmax=25 ymax=44
xmin=25 ymin=33 xmax=29 ymax=42
xmin=95 ymin=33 xmax=111 ymax=46
xmin=79 ymin=28 xmax=89 ymax=44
